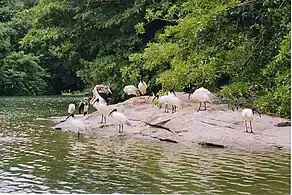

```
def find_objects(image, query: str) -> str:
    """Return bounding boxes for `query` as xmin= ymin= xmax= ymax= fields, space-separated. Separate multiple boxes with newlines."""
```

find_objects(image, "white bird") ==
xmin=108 ymin=108 xmax=131 ymax=133
xmin=123 ymin=85 xmax=140 ymax=97
xmin=68 ymin=103 xmax=76 ymax=114
xmin=167 ymin=89 xmax=182 ymax=113
xmin=242 ymin=107 xmax=261 ymax=133
xmin=65 ymin=117 xmax=90 ymax=140
xmin=90 ymin=88 xmax=111 ymax=123
xmin=152 ymin=92 xmax=182 ymax=113
xmin=188 ymin=87 xmax=216 ymax=111
xmin=60 ymin=103 xmax=76 ymax=122
xmin=138 ymin=81 xmax=147 ymax=96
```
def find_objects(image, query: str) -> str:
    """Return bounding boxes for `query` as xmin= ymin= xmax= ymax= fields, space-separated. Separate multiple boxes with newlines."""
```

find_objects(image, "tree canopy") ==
xmin=0 ymin=0 xmax=290 ymax=118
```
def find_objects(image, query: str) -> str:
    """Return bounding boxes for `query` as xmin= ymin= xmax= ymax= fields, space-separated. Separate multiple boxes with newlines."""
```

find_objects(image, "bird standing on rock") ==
xmin=152 ymin=90 xmax=182 ymax=113
xmin=242 ymin=107 xmax=261 ymax=133
xmin=108 ymin=108 xmax=131 ymax=133
xmin=123 ymin=85 xmax=140 ymax=97
xmin=188 ymin=87 xmax=216 ymax=112
xmin=138 ymin=81 xmax=147 ymax=97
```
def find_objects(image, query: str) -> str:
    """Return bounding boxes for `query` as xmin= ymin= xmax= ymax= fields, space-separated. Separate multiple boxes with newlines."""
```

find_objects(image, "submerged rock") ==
xmin=50 ymin=93 xmax=291 ymax=152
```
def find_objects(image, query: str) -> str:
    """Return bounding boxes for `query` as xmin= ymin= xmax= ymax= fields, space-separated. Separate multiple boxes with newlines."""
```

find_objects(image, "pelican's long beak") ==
xmin=90 ymin=89 xmax=98 ymax=104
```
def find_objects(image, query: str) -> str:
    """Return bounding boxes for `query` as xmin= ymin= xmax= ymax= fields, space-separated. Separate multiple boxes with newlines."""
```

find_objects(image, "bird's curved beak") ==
xmin=147 ymin=92 xmax=153 ymax=99
xmin=152 ymin=96 xmax=157 ymax=103
xmin=256 ymin=109 xmax=262 ymax=117
xmin=188 ymin=93 xmax=191 ymax=100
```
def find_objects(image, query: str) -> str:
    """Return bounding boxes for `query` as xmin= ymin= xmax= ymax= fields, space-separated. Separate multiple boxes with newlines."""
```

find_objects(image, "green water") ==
xmin=0 ymin=96 xmax=290 ymax=194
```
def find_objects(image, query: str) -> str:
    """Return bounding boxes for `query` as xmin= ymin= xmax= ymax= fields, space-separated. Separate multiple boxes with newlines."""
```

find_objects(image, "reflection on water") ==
xmin=0 ymin=96 xmax=290 ymax=194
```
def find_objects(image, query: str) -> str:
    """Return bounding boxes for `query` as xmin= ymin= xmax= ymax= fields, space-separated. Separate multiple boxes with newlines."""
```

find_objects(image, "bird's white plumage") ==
xmin=68 ymin=104 xmax=76 ymax=114
xmin=155 ymin=93 xmax=182 ymax=111
xmin=66 ymin=117 xmax=90 ymax=132
xmin=93 ymin=100 xmax=110 ymax=116
xmin=83 ymin=104 xmax=89 ymax=113
xmin=123 ymin=85 xmax=140 ymax=96
xmin=189 ymin=87 xmax=214 ymax=103
xmin=242 ymin=108 xmax=254 ymax=121
xmin=110 ymin=111 xmax=131 ymax=126
xmin=90 ymin=88 xmax=111 ymax=123
xmin=138 ymin=81 xmax=147 ymax=95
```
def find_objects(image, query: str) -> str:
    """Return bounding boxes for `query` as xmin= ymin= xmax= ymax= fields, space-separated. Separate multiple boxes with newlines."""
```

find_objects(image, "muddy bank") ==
xmin=51 ymin=93 xmax=291 ymax=152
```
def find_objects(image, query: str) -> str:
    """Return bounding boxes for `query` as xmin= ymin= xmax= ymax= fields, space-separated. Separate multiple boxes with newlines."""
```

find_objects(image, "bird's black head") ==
xmin=152 ymin=94 xmax=159 ymax=102
xmin=188 ymin=86 xmax=198 ymax=100
xmin=108 ymin=108 xmax=118 ymax=116
xmin=252 ymin=107 xmax=261 ymax=117
xmin=147 ymin=92 xmax=155 ymax=99
xmin=169 ymin=89 xmax=176 ymax=96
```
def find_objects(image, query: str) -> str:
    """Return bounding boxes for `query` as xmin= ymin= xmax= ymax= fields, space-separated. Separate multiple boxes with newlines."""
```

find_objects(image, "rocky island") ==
xmin=52 ymin=93 xmax=291 ymax=153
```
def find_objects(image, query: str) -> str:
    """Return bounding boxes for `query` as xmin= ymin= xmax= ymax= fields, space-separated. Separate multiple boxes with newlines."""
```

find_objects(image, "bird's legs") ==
xmin=164 ymin=104 xmax=169 ymax=113
xmin=249 ymin=121 xmax=254 ymax=134
xmin=100 ymin=114 xmax=104 ymax=123
xmin=78 ymin=131 xmax=80 ymax=140
xmin=118 ymin=124 xmax=123 ymax=133
xmin=197 ymin=102 xmax=202 ymax=112
xmin=203 ymin=102 xmax=207 ymax=111
xmin=245 ymin=121 xmax=248 ymax=133
xmin=172 ymin=105 xmax=177 ymax=113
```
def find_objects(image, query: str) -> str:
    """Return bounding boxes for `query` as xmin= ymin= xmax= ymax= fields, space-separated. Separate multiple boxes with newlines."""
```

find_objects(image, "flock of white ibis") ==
xmin=61 ymin=81 xmax=261 ymax=138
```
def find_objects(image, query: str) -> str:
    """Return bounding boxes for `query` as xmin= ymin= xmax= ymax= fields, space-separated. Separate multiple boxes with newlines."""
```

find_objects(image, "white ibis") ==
xmin=188 ymin=87 xmax=216 ymax=111
xmin=123 ymin=85 xmax=140 ymax=97
xmin=152 ymin=92 xmax=182 ymax=113
xmin=108 ymin=108 xmax=131 ymax=133
xmin=242 ymin=107 xmax=261 ymax=133
xmin=60 ymin=103 xmax=76 ymax=122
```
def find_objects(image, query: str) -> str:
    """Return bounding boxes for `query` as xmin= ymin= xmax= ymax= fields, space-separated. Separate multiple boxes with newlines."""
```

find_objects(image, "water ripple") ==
xmin=0 ymin=96 xmax=290 ymax=194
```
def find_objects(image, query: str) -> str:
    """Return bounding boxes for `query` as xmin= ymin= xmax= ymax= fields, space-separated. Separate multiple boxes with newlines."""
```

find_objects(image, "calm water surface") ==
xmin=0 ymin=96 xmax=290 ymax=194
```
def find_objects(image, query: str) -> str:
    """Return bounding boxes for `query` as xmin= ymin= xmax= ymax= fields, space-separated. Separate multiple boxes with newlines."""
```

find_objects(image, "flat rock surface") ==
xmin=51 ymin=93 xmax=291 ymax=152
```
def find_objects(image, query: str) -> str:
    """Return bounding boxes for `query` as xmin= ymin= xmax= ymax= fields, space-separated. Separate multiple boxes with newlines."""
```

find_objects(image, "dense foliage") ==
xmin=0 ymin=0 xmax=290 ymax=118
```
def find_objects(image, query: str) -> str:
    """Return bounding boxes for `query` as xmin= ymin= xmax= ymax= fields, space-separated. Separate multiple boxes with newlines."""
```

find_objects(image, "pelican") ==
xmin=93 ymin=84 xmax=112 ymax=103
xmin=108 ymin=108 xmax=131 ymax=133
xmin=123 ymin=85 xmax=140 ymax=97
xmin=188 ymin=87 xmax=216 ymax=111
xmin=138 ymin=81 xmax=147 ymax=97
xmin=60 ymin=103 xmax=76 ymax=122
xmin=242 ymin=107 xmax=261 ymax=133
xmin=90 ymin=88 xmax=111 ymax=123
